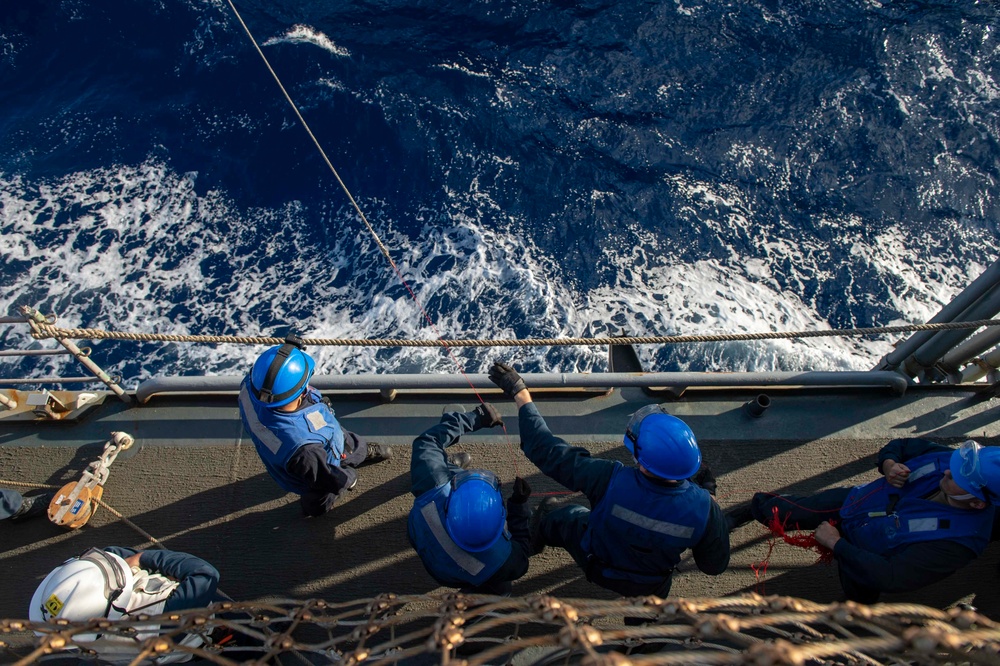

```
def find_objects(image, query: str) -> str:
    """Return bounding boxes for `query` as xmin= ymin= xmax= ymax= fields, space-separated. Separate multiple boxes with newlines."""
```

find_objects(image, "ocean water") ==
xmin=1 ymin=0 xmax=999 ymax=385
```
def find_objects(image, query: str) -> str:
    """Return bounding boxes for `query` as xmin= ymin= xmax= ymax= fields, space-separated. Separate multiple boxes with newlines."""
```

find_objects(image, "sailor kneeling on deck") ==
xmin=239 ymin=338 xmax=390 ymax=517
xmin=408 ymin=403 xmax=533 ymax=595
xmin=29 ymin=547 xmax=221 ymax=663
xmin=731 ymin=438 xmax=1000 ymax=604
xmin=488 ymin=361 xmax=731 ymax=598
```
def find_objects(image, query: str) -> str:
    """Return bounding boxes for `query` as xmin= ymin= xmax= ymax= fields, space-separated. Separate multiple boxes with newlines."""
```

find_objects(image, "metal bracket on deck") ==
xmin=26 ymin=389 xmax=70 ymax=420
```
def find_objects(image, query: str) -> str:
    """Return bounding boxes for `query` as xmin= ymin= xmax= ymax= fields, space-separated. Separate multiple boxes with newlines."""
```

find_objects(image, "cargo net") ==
xmin=3 ymin=593 xmax=1000 ymax=665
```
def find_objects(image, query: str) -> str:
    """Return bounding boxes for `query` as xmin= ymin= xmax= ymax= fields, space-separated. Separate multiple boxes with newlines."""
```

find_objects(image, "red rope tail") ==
xmin=749 ymin=536 xmax=777 ymax=594
xmin=766 ymin=506 xmax=835 ymax=564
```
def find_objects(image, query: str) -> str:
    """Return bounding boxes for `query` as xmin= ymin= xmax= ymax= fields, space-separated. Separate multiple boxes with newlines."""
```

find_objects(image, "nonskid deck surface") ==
xmin=2 ymin=387 xmax=1000 ymax=622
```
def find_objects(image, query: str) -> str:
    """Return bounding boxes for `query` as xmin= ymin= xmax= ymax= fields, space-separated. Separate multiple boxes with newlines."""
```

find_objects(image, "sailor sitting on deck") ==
xmin=728 ymin=438 xmax=1000 ymax=604
xmin=407 ymin=403 xmax=533 ymax=595
xmin=29 ymin=547 xmax=221 ymax=663
xmin=488 ymin=361 xmax=730 ymax=598
xmin=238 ymin=337 xmax=390 ymax=517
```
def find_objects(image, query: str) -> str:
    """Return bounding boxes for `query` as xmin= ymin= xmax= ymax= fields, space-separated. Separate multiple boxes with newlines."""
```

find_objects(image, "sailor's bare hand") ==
xmin=882 ymin=460 xmax=911 ymax=488
xmin=814 ymin=521 xmax=841 ymax=549
xmin=124 ymin=553 xmax=142 ymax=568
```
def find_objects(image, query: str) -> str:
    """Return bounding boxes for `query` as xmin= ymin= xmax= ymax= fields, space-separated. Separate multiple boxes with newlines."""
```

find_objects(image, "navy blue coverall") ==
xmin=0 ymin=488 xmax=25 ymax=520
xmin=749 ymin=438 xmax=994 ymax=603
xmin=409 ymin=410 xmax=531 ymax=594
xmin=518 ymin=402 xmax=730 ymax=597
xmin=103 ymin=547 xmax=222 ymax=611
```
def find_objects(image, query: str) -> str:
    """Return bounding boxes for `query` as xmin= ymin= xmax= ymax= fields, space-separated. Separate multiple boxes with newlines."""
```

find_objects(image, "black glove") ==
xmin=473 ymin=402 xmax=504 ymax=430
xmin=511 ymin=476 xmax=531 ymax=504
xmin=489 ymin=361 xmax=527 ymax=399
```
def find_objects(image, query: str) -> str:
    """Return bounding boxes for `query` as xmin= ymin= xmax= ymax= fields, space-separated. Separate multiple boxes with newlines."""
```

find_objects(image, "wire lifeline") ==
xmin=222 ymin=2 xmax=521 ymax=474
xmin=27 ymin=317 xmax=1000 ymax=346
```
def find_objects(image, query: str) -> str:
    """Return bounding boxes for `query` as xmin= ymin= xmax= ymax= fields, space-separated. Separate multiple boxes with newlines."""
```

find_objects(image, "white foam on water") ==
xmin=263 ymin=25 xmax=350 ymax=58
xmin=437 ymin=61 xmax=492 ymax=79
xmin=0 ymin=141 xmax=991 ymax=386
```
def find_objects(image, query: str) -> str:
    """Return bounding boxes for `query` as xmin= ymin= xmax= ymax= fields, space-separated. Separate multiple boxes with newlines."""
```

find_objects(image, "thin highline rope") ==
xmin=223 ymin=1 xmax=519 ymax=472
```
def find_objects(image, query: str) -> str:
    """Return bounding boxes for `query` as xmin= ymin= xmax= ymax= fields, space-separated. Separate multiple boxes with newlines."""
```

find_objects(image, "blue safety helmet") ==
xmin=950 ymin=440 xmax=1000 ymax=502
xmin=250 ymin=342 xmax=316 ymax=408
xmin=624 ymin=405 xmax=701 ymax=480
xmin=445 ymin=470 xmax=506 ymax=552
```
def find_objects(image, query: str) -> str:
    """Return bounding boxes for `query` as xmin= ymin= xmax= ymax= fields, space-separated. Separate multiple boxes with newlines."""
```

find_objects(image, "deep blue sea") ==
xmin=2 ymin=0 xmax=999 ymax=385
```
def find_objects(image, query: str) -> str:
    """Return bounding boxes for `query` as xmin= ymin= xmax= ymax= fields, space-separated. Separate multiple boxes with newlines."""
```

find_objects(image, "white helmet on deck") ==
xmin=29 ymin=549 xmax=134 ymax=634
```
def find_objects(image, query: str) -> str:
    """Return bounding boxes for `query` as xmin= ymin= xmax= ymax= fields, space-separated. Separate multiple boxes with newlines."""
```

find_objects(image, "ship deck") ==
xmin=3 ymin=383 xmax=1000 ymax=623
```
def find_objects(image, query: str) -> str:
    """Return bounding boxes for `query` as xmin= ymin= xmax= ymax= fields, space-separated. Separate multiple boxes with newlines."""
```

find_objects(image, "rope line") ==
xmin=222 ymin=2 xmax=520 ymax=473
xmin=27 ymin=318 xmax=1000 ymax=347
xmin=224 ymin=0 xmax=394 ymax=265
xmin=0 ymin=479 xmax=164 ymax=547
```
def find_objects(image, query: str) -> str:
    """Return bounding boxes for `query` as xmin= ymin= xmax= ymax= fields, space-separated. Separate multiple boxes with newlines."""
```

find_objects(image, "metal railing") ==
xmin=134 ymin=370 xmax=910 ymax=403
xmin=0 ymin=307 xmax=129 ymax=404
xmin=875 ymin=256 xmax=1000 ymax=385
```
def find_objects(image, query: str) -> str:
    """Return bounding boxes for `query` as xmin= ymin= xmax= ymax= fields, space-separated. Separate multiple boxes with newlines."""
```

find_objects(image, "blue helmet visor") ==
xmin=448 ymin=470 xmax=501 ymax=499
xmin=951 ymin=440 xmax=988 ymax=501
xmin=624 ymin=404 xmax=668 ymax=449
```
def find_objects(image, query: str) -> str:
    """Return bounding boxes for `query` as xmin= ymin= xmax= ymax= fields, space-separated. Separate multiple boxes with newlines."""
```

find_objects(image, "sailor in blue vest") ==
xmin=731 ymin=438 xmax=1000 ymax=603
xmin=407 ymin=403 xmax=533 ymax=595
xmin=488 ymin=362 xmax=730 ymax=598
xmin=239 ymin=337 xmax=391 ymax=517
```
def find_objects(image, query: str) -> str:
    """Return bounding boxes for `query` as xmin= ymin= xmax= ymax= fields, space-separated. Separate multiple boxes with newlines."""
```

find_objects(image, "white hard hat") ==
xmin=29 ymin=549 xmax=134 ymax=633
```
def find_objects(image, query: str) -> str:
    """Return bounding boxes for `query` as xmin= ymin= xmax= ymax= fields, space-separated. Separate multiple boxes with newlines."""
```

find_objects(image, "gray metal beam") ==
xmin=0 ymin=377 xmax=103 ymax=385
xmin=134 ymin=371 xmax=910 ymax=404
xmin=959 ymin=345 xmax=1000 ymax=383
xmin=939 ymin=325 xmax=1000 ymax=374
xmin=906 ymin=282 xmax=1000 ymax=376
xmin=873 ymin=257 xmax=1000 ymax=372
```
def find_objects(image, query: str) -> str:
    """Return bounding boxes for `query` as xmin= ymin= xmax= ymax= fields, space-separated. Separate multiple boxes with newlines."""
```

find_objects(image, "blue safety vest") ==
xmin=581 ymin=465 xmax=711 ymax=584
xmin=238 ymin=380 xmax=346 ymax=495
xmin=407 ymin=482 xmax=513 ymax=588
xmin=839 ymin=451 xmax=994 ymax=555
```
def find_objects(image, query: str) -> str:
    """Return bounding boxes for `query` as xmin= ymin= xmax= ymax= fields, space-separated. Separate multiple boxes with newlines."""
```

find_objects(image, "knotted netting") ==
xmin=3 ymin=592 xmax=999 ymax=665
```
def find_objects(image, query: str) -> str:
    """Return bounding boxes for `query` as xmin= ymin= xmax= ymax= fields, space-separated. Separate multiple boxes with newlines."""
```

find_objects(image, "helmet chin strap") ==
xmin=259 ymin=343 xmax=295 ymax=403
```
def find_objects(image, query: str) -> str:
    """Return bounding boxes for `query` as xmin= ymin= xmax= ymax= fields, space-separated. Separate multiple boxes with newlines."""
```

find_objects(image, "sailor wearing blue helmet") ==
xmin=407 ymin=403 xmax=534 ymax=594
xmin=733 ymin=438 xmax=1000 ymax=603
xmin=238 ymin=336 xmax=391 ymax=517
xmin=488 ymin=361 xmax=730 ymax=598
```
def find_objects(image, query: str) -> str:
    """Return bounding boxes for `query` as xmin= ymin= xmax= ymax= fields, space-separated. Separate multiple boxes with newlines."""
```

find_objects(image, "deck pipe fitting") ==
xmin=743 ymin=393 xmax=771 ymax=418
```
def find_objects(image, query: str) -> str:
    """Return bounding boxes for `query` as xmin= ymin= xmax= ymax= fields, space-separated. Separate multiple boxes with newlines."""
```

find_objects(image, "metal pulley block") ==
xmin=48 ymin=431 xmax=135 ymax=529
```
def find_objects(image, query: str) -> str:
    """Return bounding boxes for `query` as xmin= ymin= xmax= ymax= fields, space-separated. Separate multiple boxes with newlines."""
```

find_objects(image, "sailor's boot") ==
xmin=724 ymin=504 xmax=755 ymax=532
xmin=365 ymin=443 xmax=392 ymax=463
xmin=529 ymin=497 xmax=562 ymax=555
xmin=692 ymin=462 xmax=717 ymax=496
xmin=9 ymin=492 xmax=54 ymax=523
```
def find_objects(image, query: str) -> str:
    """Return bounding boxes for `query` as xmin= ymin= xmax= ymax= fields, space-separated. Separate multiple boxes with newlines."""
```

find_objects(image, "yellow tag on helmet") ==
xmin=43 ymin=593 xmax=64 ymax=618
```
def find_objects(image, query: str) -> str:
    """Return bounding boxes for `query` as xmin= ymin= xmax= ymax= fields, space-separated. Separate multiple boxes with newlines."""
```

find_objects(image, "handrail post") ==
xmin=20 ymin=306 xmax=132 ymax=404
